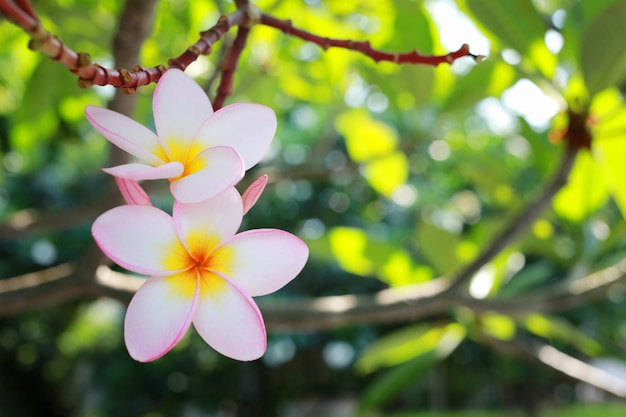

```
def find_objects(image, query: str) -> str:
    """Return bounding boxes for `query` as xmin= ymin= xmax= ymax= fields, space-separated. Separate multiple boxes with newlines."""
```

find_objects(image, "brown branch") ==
xmin=447 ymin=145 xmax=579 ymax=294
xmin=0 ymin=0 xmax=248 ymax=91
xmin=259 ymin=13 xmax=484 ymax=66
xmin=212 ymin=24 xmax=251 ymax=110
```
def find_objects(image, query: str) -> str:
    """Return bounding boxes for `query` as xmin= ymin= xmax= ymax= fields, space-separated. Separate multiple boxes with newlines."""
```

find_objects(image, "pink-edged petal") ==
xmin=103 ymin=161 xmax=184 ymax=180
xmin=219 ymin=229 xmax=309 ymax=296
xmin=125 ymin=275 xmax=199 ymax=362
xmin=115 ymin=177 xmax=152 ymax=206
xmin=169 ymin=146 xmax=244 ymax=204
xmin=92 ymin=205 xmax=185 ymax=276
xmin=242 ymin=175 xmax=268 ymax=215
xmin=85 ymin=106 xmax=163 ymax=166
xmin=195 ymin=103 xmax=277 ymax=168
xmin=193 ymin=275 xmax=266 ymax=361
xmin=173 ymin=188 xmax=243 ymax=251
xmin=153 ymin=69 xmax=213 ymax=145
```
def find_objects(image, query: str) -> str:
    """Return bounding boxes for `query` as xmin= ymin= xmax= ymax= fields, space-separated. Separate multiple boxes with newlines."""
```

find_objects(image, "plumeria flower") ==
xmin=92 ymin=187 xmax=308 ymax=362
xmin=85 ymin=69 xmax=277 ymax=203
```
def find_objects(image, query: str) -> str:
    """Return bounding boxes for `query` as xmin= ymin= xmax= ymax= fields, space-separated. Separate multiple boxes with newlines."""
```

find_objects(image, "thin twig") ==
xmin=259 ymin=13 xmax=484 ymax=66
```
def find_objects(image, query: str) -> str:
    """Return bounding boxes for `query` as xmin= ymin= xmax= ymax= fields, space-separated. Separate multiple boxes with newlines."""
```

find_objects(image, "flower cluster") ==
xmin=86 ymin=69 xmax=308 ymax=362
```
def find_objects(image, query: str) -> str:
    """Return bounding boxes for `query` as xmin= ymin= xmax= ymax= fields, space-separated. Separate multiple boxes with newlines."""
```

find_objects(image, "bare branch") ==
xmin=485 ymin=335 xmax=626 ymax=398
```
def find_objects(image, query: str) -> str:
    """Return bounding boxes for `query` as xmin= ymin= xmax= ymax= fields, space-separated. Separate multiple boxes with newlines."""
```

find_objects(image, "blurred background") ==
xmin=1 ymin=0 xmax=626 ymax=416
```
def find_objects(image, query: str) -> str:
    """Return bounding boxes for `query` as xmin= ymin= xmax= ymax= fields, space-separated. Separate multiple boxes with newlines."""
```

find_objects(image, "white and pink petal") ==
xmin=124 ymin=275 xmax=199 ymax=362
xmin=193 ymin=275 xmax=266 ymax=361
xmin=195 ymin=103 xmax=277 ymax=169
xmin=153 ymin=69 xmax=213 ymax=146
xmin=103 ymin=161 xmax=184 ymax=180
xmin=92 ymin=205 xmax=185 ymax=276
xmin=85 ymin=106 xmax=164 ymax=166
xmin=217 ymin=229 xmax=309 ymax=297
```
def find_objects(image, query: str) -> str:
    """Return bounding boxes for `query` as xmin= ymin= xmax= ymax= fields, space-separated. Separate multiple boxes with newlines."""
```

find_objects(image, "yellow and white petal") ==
xmin=173 ymin=187 xmax=243 ymax=253
xmin=169 ymin=146 xmax=244 ymax=204
xmin=193 ymin=274 xmax=266 ymax=361
xmin=124 ymin=275 xmax=199 ymax=362
xmin=92 ymin=205 xmax=187 ymax=276
xmin=195 ymin=103 xmax=277 ymax=169
xmin=218 ymin=229 xmax=309 ymax=297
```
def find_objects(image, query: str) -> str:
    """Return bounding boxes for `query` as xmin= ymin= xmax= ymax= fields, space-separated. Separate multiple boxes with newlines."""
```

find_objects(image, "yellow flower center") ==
xmin=163 ymin=233 xmax=234 ymax=299
xmin=153 ymin=137 xmax=207 ymax=179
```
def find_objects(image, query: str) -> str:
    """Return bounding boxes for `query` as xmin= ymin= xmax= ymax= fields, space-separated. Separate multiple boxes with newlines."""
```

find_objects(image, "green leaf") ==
xmin=356 ymin=322 xmax=465 ymax=373
xmin=462 ymin=0 xmax=546 ymax=54
xmin=581 ymin=2 xmax=626 ymax=96
xmin=416 ymin=221 xmax=461 ymax=275
xmin=358 ymin=323 xmax=465 ymax=410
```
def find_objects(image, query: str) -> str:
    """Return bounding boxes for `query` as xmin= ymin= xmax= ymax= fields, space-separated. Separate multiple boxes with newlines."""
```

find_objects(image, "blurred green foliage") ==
xmin=1 ymin=0 xmax=626 ymax=416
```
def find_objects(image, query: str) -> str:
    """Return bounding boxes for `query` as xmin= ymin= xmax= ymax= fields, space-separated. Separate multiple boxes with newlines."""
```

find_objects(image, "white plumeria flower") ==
xmin=85 ymin=69 xmax=277 ymax=203
xmin=92 ymin=187 xmax=308 ymax=362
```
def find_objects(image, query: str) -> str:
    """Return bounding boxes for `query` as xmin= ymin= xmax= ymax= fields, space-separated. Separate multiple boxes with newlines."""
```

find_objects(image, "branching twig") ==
xmin=447 ymin=145 xmax=579 ymax=294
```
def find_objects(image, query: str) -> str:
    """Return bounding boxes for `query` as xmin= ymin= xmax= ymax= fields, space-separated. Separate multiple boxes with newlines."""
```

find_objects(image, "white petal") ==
xmin=153 ymin=69 xmax=213 ymax=144
xmin=169 ymin=146 xmax=244 ymax=203
xmin=195 ymin=103 xmax=277 ymax=168
xmin=125 ymin=275 xmax=199 ymax=362
xmin=103 ymin=162 xmax=184 ymax=180
xmin=193 ymin=275 xmax=266 ymax=361
xmin=220 ymin=229 xmax=309 ymax=296
xmin=92 ymin=205 xmax=185 ymax=276
xmin=173 ymin=188 xmax=243 ymax=252
xmin=85 ymin=106 xmax=163 ymax=165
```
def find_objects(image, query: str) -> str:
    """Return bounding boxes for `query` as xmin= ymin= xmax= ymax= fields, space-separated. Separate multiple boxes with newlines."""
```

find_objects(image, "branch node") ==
xmin=76 ymin=52 xmax=92 ymax=67
xmin=119 ymin=68 xmax=132 ymax=84
xmin=242 ymin=3 xmax=262 ymax=27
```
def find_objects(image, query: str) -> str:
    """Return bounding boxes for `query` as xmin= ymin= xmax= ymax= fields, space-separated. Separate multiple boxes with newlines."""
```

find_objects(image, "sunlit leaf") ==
xmin=523 ymin=314 xmax=604 ymax=356
xmin=481 ymin=312 xmax=516 ymax=341
xmin=335 ymin=109 xmax=398 ymax=162
xmin=590 ymin=89 xmax=626 ymax=220
xmin=328 ymin=227 xmax=374 ymax=276
xmin=552 ymin=150 xmax=609 ymax=222
xmin=362 ymin=151 xmax=409 ymax=197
